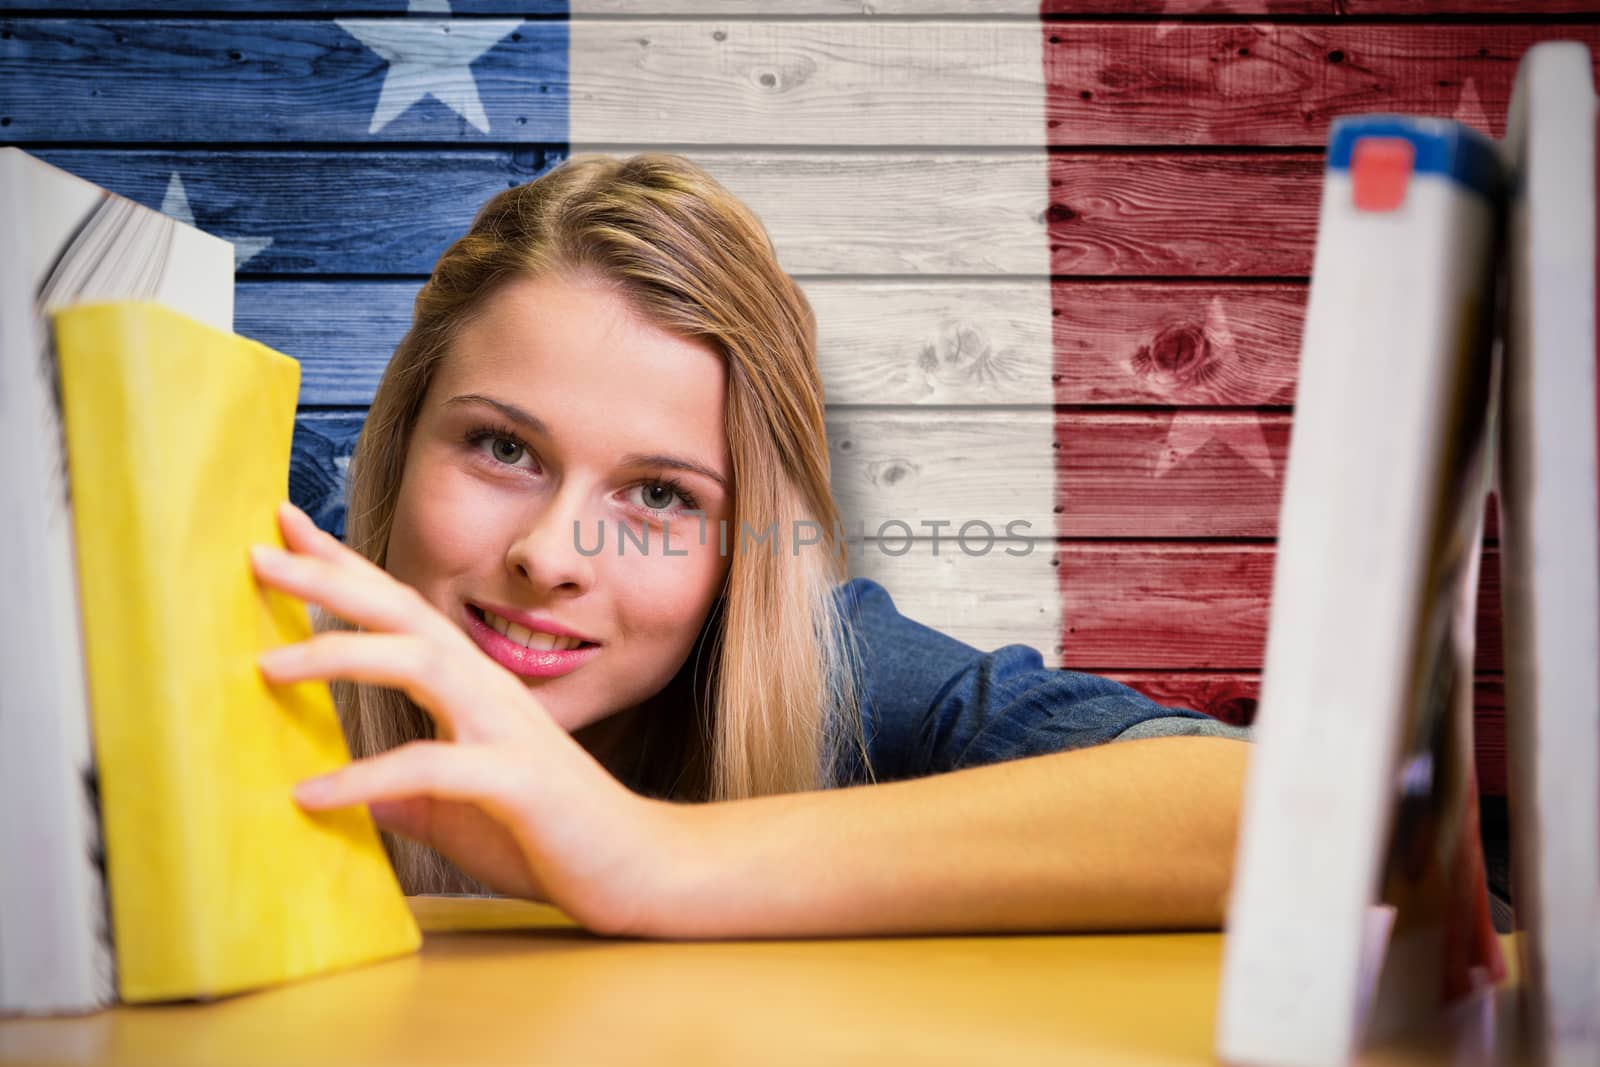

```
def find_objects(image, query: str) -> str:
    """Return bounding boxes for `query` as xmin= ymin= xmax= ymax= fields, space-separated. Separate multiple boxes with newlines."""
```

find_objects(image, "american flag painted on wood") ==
xmin=3 ymin=0 xmax=1597 ymax=798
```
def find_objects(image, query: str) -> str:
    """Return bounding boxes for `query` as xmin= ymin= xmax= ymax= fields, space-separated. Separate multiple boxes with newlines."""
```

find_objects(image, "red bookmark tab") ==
xmin=1351 ymin=137 xmax=1416 ymax=213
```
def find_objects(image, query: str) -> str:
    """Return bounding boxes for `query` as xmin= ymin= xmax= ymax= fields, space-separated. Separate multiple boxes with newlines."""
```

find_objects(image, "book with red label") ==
xmin=1215 ymin=115 xmax=1507 ymax=1067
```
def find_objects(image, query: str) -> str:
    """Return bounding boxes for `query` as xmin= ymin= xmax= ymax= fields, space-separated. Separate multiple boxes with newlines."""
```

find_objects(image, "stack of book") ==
xmin=0 ymin=150 xmax=418 ymax=1017
xmin=1217 ymin=42 xmax=1599 ymax=1067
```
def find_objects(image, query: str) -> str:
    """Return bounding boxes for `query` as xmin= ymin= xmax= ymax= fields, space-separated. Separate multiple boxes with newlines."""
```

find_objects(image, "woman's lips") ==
xmin=463 ymin=606 xmax=602 ymax=679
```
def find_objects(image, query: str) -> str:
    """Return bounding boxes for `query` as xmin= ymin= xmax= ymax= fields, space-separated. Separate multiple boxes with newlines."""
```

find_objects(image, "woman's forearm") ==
xmin=633 ymin=735 xmax=1252 ymax=940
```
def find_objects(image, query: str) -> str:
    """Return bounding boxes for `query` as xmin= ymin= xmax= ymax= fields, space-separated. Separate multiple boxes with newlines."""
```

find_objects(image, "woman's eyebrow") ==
xmin=445 ymin=393 xmax=729 ymax=492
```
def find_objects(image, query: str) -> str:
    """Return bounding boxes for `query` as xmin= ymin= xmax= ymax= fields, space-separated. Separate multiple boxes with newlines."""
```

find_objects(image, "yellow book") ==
xmin=51 ymin=300 xmax=420 ymax=1004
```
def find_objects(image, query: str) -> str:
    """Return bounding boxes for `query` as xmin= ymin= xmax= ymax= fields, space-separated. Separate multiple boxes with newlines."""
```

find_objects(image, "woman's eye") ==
xmin=489 ymin=437 xmax=524 ymax=464
xmin=628 ymin=481 xmax=696 ymax=514
xmin=471 ymin=432 xmax=535 ymax=469
xmin=640 ymin=483 xmax=676 ymax=510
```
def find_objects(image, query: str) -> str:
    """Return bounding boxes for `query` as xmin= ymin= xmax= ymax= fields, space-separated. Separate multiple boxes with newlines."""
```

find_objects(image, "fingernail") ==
xmin=294 ymin=775 xmax=334 ymax=805
xmin=257 ymin=645 xmax=297 ymax=676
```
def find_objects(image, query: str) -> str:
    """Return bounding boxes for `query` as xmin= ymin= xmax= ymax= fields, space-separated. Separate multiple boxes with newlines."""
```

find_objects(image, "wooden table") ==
xmin=0 ymin=897 xmax=1531 ymax=1066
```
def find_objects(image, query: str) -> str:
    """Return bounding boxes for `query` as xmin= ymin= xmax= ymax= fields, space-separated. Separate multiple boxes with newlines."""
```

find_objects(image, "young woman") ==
xmin=249 ymin=153 xmax=1253 ymax=941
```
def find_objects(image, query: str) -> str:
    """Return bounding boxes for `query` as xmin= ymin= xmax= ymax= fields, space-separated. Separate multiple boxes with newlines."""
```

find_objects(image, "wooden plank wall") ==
xmin=4 ymin=1 xmax=1597 ymax=800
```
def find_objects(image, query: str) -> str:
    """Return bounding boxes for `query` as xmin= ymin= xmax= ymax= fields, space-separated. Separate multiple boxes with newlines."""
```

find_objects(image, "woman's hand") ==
xmin=249 ymin=500 xmax=679 ymax=936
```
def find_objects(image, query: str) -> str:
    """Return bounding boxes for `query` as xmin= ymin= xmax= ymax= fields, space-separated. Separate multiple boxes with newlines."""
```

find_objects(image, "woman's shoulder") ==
xmin=827 ymin=576 xmax=1250 ymax=786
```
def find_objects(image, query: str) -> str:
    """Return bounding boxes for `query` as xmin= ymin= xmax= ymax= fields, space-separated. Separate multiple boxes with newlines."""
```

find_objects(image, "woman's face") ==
xmin=385 ymin=273 xmax=734 ymax=736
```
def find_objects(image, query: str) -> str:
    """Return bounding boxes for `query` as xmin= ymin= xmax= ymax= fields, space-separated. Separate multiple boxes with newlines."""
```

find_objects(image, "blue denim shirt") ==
xmin=829 ymin=578 xmax=1251 ymax=787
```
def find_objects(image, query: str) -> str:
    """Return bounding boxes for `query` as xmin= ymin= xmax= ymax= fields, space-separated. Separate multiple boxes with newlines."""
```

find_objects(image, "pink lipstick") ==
xmin=463 ymin=605 xmax=602 ymax=679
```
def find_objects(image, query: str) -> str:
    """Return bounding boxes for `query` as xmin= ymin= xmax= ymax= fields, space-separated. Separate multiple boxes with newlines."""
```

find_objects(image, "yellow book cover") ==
xmin=50 ymin=300 xmax=420 ymax=1004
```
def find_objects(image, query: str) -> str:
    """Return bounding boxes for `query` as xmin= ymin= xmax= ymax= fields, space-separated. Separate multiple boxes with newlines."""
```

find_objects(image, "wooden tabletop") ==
xmin=0 ymin=897 xmax=1530 ymax=1067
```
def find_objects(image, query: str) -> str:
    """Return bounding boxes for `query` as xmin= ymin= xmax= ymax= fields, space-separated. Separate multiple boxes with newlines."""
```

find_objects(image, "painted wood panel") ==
xmin=847 ymin=541 xmax=1063 ymax=660
xmin=8 ymin=20 xmax=1596 ymax=145
xmin=0 ymin=19 xmax=567 ymax=142
xmin=563 ymin=20 xmax=1054 ymax=145
xmin=37 ymin=149 xmax=1324 ymax=278
xmin=1335 ymin=1 xmax=1596 ymax=12
xmin=835 ymin=410 xmax=1289 ymax=536
xmin=239 ymin=279 xmax=1305 ymax=407
xmin=1042 ymin=22 xmax=1600 ymax=144
xmin=854 ymin=542 xmax=1503 ymax=672
xmin=8 ymin=1 xmax=1524 ymax=797
xmin=9 ymin=2 xmax=1593 ymax=15
xmin=1053 ymin=282 xmax=1304 ymax=405
xmin=1048 ymin=153 xmax=1322 ymax=276
xmin=1056 ymin=543 xmax=1502 ymax=671
xmin=560 ymin=21 xmax=1593 ymax=145
xmin=35 ymin=149 xmax=564 ymax=275
xmin=0 ymin=2 xmax=1322 ymax=12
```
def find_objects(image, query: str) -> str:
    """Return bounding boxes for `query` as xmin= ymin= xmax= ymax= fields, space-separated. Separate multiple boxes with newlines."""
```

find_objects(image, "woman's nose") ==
xmin=504 ymin=487 xmax=598 ymax=593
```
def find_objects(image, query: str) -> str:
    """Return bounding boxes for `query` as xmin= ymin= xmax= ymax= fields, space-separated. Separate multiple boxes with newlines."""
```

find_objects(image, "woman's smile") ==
xmin=463 ymin=602 xmax=604 ymax=679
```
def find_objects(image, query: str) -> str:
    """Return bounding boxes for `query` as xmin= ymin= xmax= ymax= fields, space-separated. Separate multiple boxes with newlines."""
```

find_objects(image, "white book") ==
xmin=1498 ymin=42 xmax=1600 ymax=1067
xmin=1215 ymin=116 xmax=1505 ymax=1067
xmin=0 ymin=149 xmax=233 ymax=1016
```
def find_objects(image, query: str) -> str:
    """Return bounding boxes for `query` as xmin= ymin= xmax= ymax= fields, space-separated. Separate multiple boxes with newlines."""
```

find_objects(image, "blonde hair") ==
xmin=325 ymin=154 xmax=873 ymax=892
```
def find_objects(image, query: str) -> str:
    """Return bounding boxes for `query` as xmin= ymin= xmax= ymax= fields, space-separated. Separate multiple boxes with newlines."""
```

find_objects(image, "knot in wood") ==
xmin=1132 ymin=322 xmax=1215 ymax=389
xmin=1045 ymin=202 xmax=1077 ymax=225
xmin=867 ymin=459 xmax=918 ymax=488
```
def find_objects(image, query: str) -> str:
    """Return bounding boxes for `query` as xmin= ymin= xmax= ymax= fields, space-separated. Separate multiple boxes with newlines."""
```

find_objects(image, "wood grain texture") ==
xmin=828 ymin=410 xmax=1060 ymax=536
xmin=1057 ymin=542 xmax=1502 ymax=671
xmin=36 ymin=149 xmax=563 ymax=275
xmin=0 ymin=1 xmax=569 ymax=9
xmin=290 ymin=411 xmax=366 ymax=540
xmin=1044 ymin=22 xmax=1600 ymax=144
xmin=602 ymin=150 xmax=1058 ymax=275
xmin=36 ymin=148 xmax=1055 ymax=276
xmin=566 ymin=19 xmax=1048 ymax=145
xmin=14 ymin=2 xmax=1594 ymax=13
xmin=848 ymin=542 xmax=1503 ymax=672
xmin=1336 ymin=1 xmax=1599 ymax=12
xmin=1048 ymin=153 xmax=1322 ymax=276
xmin=558 ymin=21 xmax=1598 ymax=146
xmin=244 ymin=279 xmax=1306 ymax=408
xmin=237 ymin=281 xmax=416 ymax=404
xmin=581 ymin=0 xmax=1325 ymax=12
xmin=850 ymin=543 xmax=1063 ymax=658
xmin=11 ymin=20 xmax=1586 ymax=146
xmin=0 ymin=19 xmax=567 ymax=142
xmin=1052 ymin=412 xmax=1288 ymax=536
xmin=36 ymin=149 xmax=1329 ymax=278
xmin=1053 ymin=282 xmax=1303 ymax=405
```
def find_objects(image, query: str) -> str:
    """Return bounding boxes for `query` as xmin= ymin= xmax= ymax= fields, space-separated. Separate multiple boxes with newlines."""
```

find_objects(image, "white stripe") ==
xmin=568 ymin=20 xmax=1045 ymax=147
xmin=570 ymin=1 xmax=1042 ymax=14
xmin=569 ymin=18 xmax=1059 ymax=659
